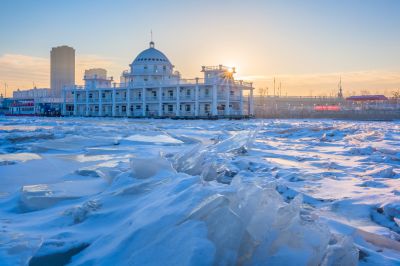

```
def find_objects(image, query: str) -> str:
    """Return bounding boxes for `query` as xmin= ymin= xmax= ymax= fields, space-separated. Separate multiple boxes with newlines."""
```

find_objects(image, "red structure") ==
xmin=314 ymin=105 xmax=341 ymax=111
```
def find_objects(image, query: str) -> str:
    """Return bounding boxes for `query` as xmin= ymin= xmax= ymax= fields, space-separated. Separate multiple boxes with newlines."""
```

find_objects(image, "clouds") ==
xmin=0 ymin=53 xmax=123 ymax=95
xmin=0 ymin=54 xmax=49 ymax=92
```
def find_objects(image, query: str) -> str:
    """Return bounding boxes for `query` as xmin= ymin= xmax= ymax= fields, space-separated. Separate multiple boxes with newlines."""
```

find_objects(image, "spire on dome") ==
xmin=149 ymin=30 xmax=155 ymax=48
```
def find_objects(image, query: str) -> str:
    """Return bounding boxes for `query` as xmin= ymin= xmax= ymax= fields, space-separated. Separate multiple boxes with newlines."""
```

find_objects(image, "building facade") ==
xmin=13 ymin=88 xmax=52 ymax=99
xmin=63 ymin=42 xmax=254 ymax=118
xmin=51 ymin=45 xmax=75 ymax=97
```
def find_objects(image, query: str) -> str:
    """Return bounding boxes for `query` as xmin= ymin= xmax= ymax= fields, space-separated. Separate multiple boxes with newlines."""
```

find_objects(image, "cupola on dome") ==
xmin=132 ymin=42 xmax=172 ymax=66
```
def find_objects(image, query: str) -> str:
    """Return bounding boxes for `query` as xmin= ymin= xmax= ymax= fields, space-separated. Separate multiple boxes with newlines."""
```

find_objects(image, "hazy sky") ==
xmin=1 ymin=0 xmax=399 ymax=96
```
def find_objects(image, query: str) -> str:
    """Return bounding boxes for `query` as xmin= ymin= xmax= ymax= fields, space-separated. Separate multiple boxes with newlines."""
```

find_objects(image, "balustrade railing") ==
xmin=199 ymin=96 xmax=212 ymax=100
xmin=146 ymin=96 xmax=158 ymax=101
xmin=130 ymin=97 xmax=142 ymax=102
xmin=180 ymin=96 xmax=195 ymax=101
xmin=162 ymin=96 xmax=176 ymax=101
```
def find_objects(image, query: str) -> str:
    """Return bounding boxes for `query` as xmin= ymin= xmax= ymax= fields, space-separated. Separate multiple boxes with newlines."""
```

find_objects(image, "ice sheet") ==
xmin=0 ymin=117 xmax=399 ymax=265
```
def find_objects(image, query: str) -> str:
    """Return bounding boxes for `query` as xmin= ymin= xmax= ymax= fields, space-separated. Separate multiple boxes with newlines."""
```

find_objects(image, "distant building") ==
xmin=8 ymin=99 xmax=35 ymax=116
xmin=345 ymin=95 xmax=388 ymax=101
xmin=51 ymin=45 xmax=75 ymax=97
xmin=13 ymin=88 xmax=51 ymax=99
xmin=9 ymin=87 xmax=63 ymax=116
xmin=63 ymin=41 xmax=254 ymax=118
xmin=84 ymin=68 xmax=113 ymax=89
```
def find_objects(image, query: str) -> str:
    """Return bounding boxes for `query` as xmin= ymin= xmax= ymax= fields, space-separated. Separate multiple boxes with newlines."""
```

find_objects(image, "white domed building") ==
xmin=63 ymin=41 xmax=254 ymax=118
xmin=122 ymin=41 xmax=180 ymax=86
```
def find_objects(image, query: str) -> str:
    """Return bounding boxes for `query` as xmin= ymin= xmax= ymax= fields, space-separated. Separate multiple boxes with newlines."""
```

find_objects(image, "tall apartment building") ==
xmin=50 ymin=45 xmax=75 ymax=97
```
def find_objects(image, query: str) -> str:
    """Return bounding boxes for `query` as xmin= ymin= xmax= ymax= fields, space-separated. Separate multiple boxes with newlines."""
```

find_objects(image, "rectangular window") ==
xmin=205 ymin=89 xmax=209 ymax=96
xmin=186 ymin=90 xmax=191 ymax=96
xmin=122 ymin=106 xmax=126 ymax=112
xmin=185 ymin=105 xmax=191 ymax=111
xmin=136 ymin=105 xmax=141 ymax=110
xmin=152 ymin=91 xmax=157 ymax=97
xmin=168 ymin=105 xmax=173 ymax=112
xmin=230 ymin=91 xmax=234 ymax=96
xmin=205 ymin=104 xmax=210 ymax=112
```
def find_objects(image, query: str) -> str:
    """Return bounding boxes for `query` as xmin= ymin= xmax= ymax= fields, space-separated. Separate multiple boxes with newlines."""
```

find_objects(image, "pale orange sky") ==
xmin=1 ymin=52 xmax=399 ymax=98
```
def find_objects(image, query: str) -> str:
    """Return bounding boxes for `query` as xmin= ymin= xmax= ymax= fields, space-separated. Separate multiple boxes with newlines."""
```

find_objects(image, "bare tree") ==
xmin=392 ymin=89 xmax=400 ymax=99
xmin=258 ymin=87 xmax=267 ymax=97
xmin=360 ymin=90 xmax=370 ymax=95
xmin=257 ymin=87 xmax=268 ymax=117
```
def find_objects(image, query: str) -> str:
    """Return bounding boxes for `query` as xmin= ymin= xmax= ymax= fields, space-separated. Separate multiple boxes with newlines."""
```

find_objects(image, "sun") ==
xmin=226 ymin=66 xmax=236 ymax=74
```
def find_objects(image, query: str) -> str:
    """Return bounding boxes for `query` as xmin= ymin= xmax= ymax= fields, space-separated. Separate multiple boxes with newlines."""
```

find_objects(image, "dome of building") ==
xmin=124 ymin=41 xmax=179 ymax=86
xmin=131 ymin=42 xmax=172 ymax=66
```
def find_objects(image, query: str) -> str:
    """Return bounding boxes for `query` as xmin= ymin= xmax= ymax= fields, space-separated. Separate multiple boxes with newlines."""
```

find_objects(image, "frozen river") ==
xmin=0 ymin=117 xmax=399 ymax=265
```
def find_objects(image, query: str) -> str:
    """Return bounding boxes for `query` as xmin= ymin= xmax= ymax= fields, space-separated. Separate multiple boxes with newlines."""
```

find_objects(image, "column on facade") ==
xmin=212 ymin=83 xmax=218 ymax=116
xmin=112 ymin=88 xmax=116 ymax=117
xmin=73 ymin=90 xmax=77 ymax=116
xmin=176 ymin=86 xmax=180 ymax=116
xmin=62 ymin=89 xmax=66 ymax=116
xmin=142 ymin=88 xmax=146 ymax=116
xmin=226 ymin=83 xmax=230 ymax=116
xmin=195 ymin=78 xmax=199 ymax=116
xmin=239 ymin=86 xmax=244 ymax=116
xmin=250 ymin=85 xmax=254 ymax=116
xmin=127 ymin=88 xmax=131 ymax=117
xmin=99 ymin=89 xmax=103 ymax=116
xmin=158 ymin=87 xmax=162 ymax=116
xmin=85 ymin=90 xmax=89 ymax=116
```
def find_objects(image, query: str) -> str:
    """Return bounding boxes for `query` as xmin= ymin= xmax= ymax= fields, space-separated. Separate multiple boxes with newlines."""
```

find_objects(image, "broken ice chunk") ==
xmin=20 ymin=184 xmax=79 ymax=211
xmin=130 ymin=154 xmax=175 ymax=179
xmin=364 ymin=166 xmax=396 ymax=178
xmin=63 ymin=200 xmax=101 ymax=224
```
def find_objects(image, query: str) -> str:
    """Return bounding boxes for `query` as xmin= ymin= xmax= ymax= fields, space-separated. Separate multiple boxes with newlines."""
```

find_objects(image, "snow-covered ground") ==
xmin=0 ymin=117 xmax=399 ymax=265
